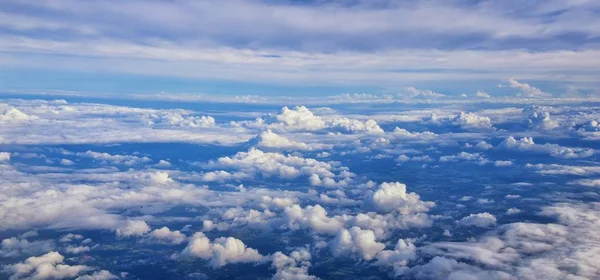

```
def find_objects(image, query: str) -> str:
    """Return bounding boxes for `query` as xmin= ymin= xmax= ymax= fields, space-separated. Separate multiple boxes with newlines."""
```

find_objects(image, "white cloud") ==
xmin=144 ymin=226 xmax=187 ymax=245
xmin=270 ymin=106 xmax=383 ymax=134
xmin=5 ymin=251 xmax=92 ymax=280
xmin=499 ymin=136 xmax=594 ymax=159
xmin=180 ymin=232 xmax=265 ymax=267
xmin=330 ymin=226 xmax=385 ymax=261
xmin=271 ymin=248 xmax=318 ymax=280
xmin=523 ymin=105 xmax=559 ymax=130
xmin=0 ymin=107 xmax=38 ymax=122
xmin=205 ymin=148 xmax=352 ymax=186
xmin=507 ymin=79 xmax=552 ymax=98
xmin=494 ymin=160 xmax=513 ymax=167
xmin=64 ymin=245 xmax=90 ymax=254
xmin=364 ymin=182 xmax=434 ymax=214
xmin=374 ymin=239 xmax=417 ymax=274
xmin=0 ymin=152 xmax=10 ymax=161
xmin=451 ymin=112 xmax=493 ymax=130
xmin=256 ymin=129 xmax=313 ymax=151
xmin=458 ymin=213 xmax=497 ymax=227
xmin=76 ymin=150 xmax=151 ymax=166
xmin=506 ymin=208 xmax=522 ymax=215
xmin=115 ymin=220 xmax=151 ymax=237
xmin=1 ymin=236 xmax=55 ymax=258
xmin=439 ymin=152 xmax=489 ymax=165
xmin=148 ymin=111 xmax=215 ymax=128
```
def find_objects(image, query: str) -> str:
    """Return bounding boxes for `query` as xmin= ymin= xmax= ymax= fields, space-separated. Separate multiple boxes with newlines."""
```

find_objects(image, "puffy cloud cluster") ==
xmin=374 ymin=239 xmax=417 ymax=274
xmin=115 ymin=220 xmax=151 ymax=237
xmin=271 ymin=248 xmax=318 ymax=280
xmin=205 ymin=148 xmax=352 ymax=186
xmin=76 ymin=150 xmax=151 ymax=166
xmin=148 ymin=111 xmax=216 ymax=128
xmin=439 ymin=152 xmax=489 ymax=165
xmin=271 ymin=106 xmax=383 ymax=134
xmin=458 ymin=212 xmax=497 ymax=227
xmin=401 ymin=87 xmax=446 ymax=99
xmin=423 ymin=112 xmax=493 ymax=130
xmin=526 ymin=163 xmax=600 ymax=175
xmin=523 ymin=105 xmax=559 ymax=130
xmin=499 ymin=136 xmax=594 ymax=158
xmin=144 ymin=226 xmax=187 ymax=245
xmin=451 ymin=112 xmax=493 ymax=130
xmin=410 ymin=202 xmax=600 ymax=279
xmin=4 ymin=251 xmax=116 ymax=280
xmin=1 ymin=235 xmax=55 ymax=258
xmin=180 ymin=232 xmax=265 ymax=267
xmin=0 ymin=107 xmax=38 ymax=122
xmin=364 ymin=182 xmax=434 ymax=214
xmin=330 ymin=227 xmax=385 ymax=261
xmin=255 ymin=129 xmax=313 ymax=151
xmin=506 ymin=79 xmax=552 ymax=98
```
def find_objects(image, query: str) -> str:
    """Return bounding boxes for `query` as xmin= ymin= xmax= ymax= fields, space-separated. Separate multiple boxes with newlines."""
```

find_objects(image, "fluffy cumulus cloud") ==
xmin=330 ymin=226 xmax=385 ymax=261
xmin=506 ymin=79 xmax=552 ymax=98
xmin=147 ymin=111 xmax=216 ymax=128
xmin=410 ymin=202 xmax=600 ymax=279
xmin=458 ymin=213 xmax=497 ymax=228
xmin=499 ymin=136 xmax=594 ymax=158
xmin=271 ymin=248 xmax=318 ymax=280
xmin=144 ymin=226 xmax=187 ymax=245
xmin=204 ymin=148 xmax=352 ymax=186
xmin=423 ymin=112 xmax=493 ymax=130
xmin=270 ymin=106 xmax=383 ymax=134
xmin=0 ymin=107 xmax=38 ymax=122
xmin=364 ymin=182 xmax=434 ymax=214
xmin=1 ymin=235 xmax=55 ymax=258
xmin=4 ymin=251 xmax=115 ymax=280
xmin=451 ymin=112 xmax=493 ymax=130
xmin=115 ymin=220 xmax=151 ymax=237
xmin=255 ymin=129 xmax=313 ymax=151
xmin=180 ymin=232 xmax=265 ymax=267
xmin=523 ymin=105 xmax=559 ymax=130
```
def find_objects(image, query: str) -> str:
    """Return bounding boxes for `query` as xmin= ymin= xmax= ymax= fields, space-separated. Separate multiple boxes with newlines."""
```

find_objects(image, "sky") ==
xmin=2 ymin=1 xmax=600 ymax=280
xmin=1 ymin=0 xmax=600 ymax=96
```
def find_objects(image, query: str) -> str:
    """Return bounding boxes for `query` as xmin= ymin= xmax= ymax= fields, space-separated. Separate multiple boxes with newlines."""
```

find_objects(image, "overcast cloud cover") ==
xmin=1 ymin=1 xmax=600 ymax=280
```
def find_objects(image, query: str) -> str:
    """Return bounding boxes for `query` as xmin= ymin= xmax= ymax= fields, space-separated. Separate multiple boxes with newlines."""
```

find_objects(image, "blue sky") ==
xmin=1 ymin=0 xmax=599 ymax=96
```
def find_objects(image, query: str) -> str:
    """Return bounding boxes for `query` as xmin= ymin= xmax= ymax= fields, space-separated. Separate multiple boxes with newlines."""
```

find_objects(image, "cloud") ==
xmin=364 ymin=182 xmax=434 ymax=214
xmin=115 ymin=220 xmax=151 ymax=237
xmin=330 ymin=226 xmax=385 ymax=261
xmin=76 ymin=150 xmax=151 ymax=166
xmin=0 ymin=152 xmax=10 ymax=161
xmin=451 ymin=112 xmax=493 ymax=130
xmin=439 ymin=152 xmax=489 ymax=165
xmin=204 ymin=148 xmax=352 ymax=186
xmin=506 ymin=79 xmax=552 ymax=98
xmin=0 ymin=107 xmax=38 ymax=122
xmin=179 ymin=232 xmax=266 ymax=268
xmin=271 ymin=106 xmax=384 ymax=134
xmin=255 ymin=129 xmax=313 ymax=151
xmin=499 ymin=136 xmax=594 ymax=159
xmin=144 ymin=226 xmax=187 ymax=245
xmin=271 ymin=248 xmax=318 ymax=280
xmin=148 ymin=112 xmax=216 ymax=128
xmin=413 ymin=202 xmax=600 ymax=279
xmin=374 ymin=239 xmax=417 ymax=274
xmin=5 ymin=251 xmax=93 ymax=280
xmin=526 ymin=163 xmax=600 ymax=176
xmin=1 ymin=236 xmax=55 ymax=258
xmin=458 ymin=213 xmax=497 ymax=227
xmin=523 ymin=105 xmax=559 ymax=130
